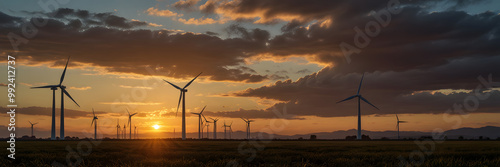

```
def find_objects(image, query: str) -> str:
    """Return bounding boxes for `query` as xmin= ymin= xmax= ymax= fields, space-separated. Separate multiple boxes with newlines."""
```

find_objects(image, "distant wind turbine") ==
xmin=127 ymin=109 xmax=138 ymax=139
xmin=163 ymin=72 xmax=202 ymax=140
xmin=31 ymin=56 xmax=80 ymax=140
xmin=210 ymin=117 xmax=219 ymax=139
xmin=396 ymin=114 xmax=407 ymax=140
xmin=241 ymin=118 xmax=254 ymax=140
xmin=29 ymin=121 xmax=38 ymax=137
xmin=134 ymin=125 xmax=137 ymax=139
xmin=91 ymin=108 xmax=98 ymax=140
xmin=337 ymin=73 xmax=379 ymax=140
xmin=123 ymin=124 xmax=126 ymax=139
xmin=222 ymin=121 xmax=233 ymax=139
xmin=191 ymin=105 xmax=206 ymax=139
xmin=203 ymin=114 xmax=212 ymax=139
xmin=116 ymin=119 xmax=120 ymax=139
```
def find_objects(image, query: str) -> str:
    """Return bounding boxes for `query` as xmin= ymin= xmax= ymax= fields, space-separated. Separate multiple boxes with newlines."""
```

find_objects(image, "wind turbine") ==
xmin=163 ymin=72 xmax=202 ymax=140
xmin=123 ymin=124 xmax=126 ymax=139
xmin=222 ymin=121 xmax=233 ymax=139
xmin=228 ymin=122 xmax=233 ymax=139
xmin=91 ymin=108 xmax=98 ymax=140
xmin=241 ymin=118 xmax=254 ymax=140
xmin=337 ymin=73 xmax=379 ymax=140
xmin=127 ymin=109 xmax=138 ymax=139
xmin=210 ymin=117 xmax=219 ymax=139
xmin=29 ymin=121 xmax=38 ymax=137
xmin=116 ymin=119 xmax=120 ymax=139
xmin=191 ymin=105 xmax=206 ymax=139
xmin=201 ymin=114 xmax=212 ymax=139
xmin=396 ymin=114 xmax=407 ymax=140
xmin=31 ymin=56 xmax=80 ymax=140
xmin=134 ymin=125 xmax=137 ymax=139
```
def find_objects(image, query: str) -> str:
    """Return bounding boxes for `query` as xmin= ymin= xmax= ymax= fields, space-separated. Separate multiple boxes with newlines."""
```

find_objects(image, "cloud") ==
xmin=119 ymin=85 xmax=153 ymax=89
xmin=145 ymin=7 xmax=182 ymax=17
xmin=173 ymin=0 xmax=201 ymax=11
xmin=229 ymin=65 xmax=500 ymax=118
xmin=99 ymin=102 xmax=163 ymax=105
xmin=0 ymin=9 xmax=269 ymax=83
xmin=68 ymin=86 xmax=92 ymax=90
xmin=0 ymin=106 xmax=106 ymax=118
xmin=0 ymin=83 xmax=7 ymax=86
xmin=177 ymin=17 xmax=225 ymax=25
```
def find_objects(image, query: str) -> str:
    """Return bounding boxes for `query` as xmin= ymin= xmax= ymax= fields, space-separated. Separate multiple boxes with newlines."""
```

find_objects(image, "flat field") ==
xmin=1 ymin=140 xmax=499 ymax=166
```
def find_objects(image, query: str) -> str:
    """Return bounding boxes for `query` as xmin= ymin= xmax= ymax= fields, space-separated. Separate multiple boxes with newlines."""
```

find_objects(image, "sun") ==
xmin=153 ymin=125 xmax=160 ymax=129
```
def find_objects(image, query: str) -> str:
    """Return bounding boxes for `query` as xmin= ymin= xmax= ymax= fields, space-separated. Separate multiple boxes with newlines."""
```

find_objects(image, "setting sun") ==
xmin=153 ymin=125 xmax=160 ymax=129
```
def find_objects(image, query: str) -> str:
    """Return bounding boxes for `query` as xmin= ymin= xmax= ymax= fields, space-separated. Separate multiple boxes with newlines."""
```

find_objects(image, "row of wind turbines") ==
xmin=31 ymin=57 xmax=407 ymax=140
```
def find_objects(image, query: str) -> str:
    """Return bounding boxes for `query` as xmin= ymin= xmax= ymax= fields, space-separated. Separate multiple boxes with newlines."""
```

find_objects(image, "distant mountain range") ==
xmin=3 ymin=126 xmax=499 ymax=140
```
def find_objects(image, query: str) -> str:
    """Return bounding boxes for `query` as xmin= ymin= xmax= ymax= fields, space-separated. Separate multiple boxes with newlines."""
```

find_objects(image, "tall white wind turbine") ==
xmin=31 ymin=56 xmax=80 ymax=140
xmin=396 ymin=114 xmax=407 ymax=140
xmin=336 ymin=73 xmax=379 ymax=140
xmin=91 ymin=108 xmax=98 ymax=140
xmin=163 ymin=72 xmax=202 ymax=140
xmin=191 ymin=105 xmax=206 ymax=139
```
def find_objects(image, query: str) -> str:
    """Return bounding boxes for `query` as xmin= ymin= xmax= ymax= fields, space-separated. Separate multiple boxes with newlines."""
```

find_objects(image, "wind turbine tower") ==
xmin=191 ymin=105 xmax=206 ymax=139
xmin=396 ymin=114 xmax=407 ymax=140
xmin=31 ymin=56 xmax=80 ymax=140
xmin=91 ymin=108 xmax=98 ymax=140
xmin=163 ymin=72 xmax=202 ymax=140
xmin=29 ymin=121 xmax=38 ymax=137
xmin=337 ymin=73 xmax=379 ymax=140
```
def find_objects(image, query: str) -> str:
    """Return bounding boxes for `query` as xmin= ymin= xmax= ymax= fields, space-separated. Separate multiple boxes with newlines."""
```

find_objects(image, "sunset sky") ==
xmin=1 ymin=0 xmax=499 ymax=139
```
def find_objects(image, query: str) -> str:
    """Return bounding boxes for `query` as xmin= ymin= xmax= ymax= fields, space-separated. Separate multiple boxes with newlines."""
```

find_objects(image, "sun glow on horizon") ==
xmin=153 ymin=125 xmax=160 ymax=129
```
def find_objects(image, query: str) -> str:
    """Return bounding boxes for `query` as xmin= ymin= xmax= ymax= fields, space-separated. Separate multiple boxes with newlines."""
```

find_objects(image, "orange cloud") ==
xmin=177 ymin=17 xmax=225 ymax=25
xmin=145 ymin=7 xmax=182 ymax=17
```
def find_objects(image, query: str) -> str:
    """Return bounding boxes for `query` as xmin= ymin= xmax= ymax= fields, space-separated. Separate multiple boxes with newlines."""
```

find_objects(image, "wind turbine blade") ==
xmin=336 ymin=95 xmax=357 ymax=103
xmin=92 ymin=108 xmax=95 ymax=117
xmin=399 ymin=121 xmax=408 ymax=123
xmin=91 ymin=119 xmax=94 ymax=126
xmin=230 ymin=121 xmax=233 ymax=126
xmin=131 ymin=113 xmax=138 ymax=117
xmin=163 ymin=80 xmax=182 ymax=90
xmin=201 ymin=114 xmax=207 ymax=122
xmin=127 ymin=109 xmax=130 ymax=115
xmin=31 ymin=85 xmax=58 ymax=89
xmin=29 ymin=121 xmax=32 ymax=125
xmin=176 ymin=92 xmax=182 ymax=116
xmin=241 ymin=117 xmax=247 ymax=122
xmin=357 ymin=73 xmax=365 ymax=95
xmin=34 ymin=123 xmax=38 ymax=125
xmin=183 ymin=72 xmax=202 ymax=89
xmin=396 ymin=114 xmax=399 ymax=121
xmin=200 ymin=105 xmax=207 ymax=114
xmin=59 ymin=56 xmax=70 ymax=85
xmin=62 ymin=88 xmax=80 ymax=107
xmin=359 ymin=96 xmax=379 ymax=110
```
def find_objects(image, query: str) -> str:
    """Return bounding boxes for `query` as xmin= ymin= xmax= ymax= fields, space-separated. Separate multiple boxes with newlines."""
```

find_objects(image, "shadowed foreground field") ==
xmin=1 ymin=140 xmax=499 ymax=166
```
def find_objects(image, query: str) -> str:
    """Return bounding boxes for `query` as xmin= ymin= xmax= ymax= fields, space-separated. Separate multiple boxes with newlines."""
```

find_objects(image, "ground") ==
xmin=1 ymin=140 xmax=499 ymax=166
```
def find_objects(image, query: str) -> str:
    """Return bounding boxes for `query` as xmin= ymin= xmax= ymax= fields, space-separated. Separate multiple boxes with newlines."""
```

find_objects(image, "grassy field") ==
xmin=1 ymin=140 xmax=499 ymax=166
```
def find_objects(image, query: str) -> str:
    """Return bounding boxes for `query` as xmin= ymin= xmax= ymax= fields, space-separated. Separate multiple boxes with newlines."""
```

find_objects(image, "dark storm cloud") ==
xmin=230 ymin=65 xmax=500 ymax=118
xmin=0 ymin=106 xmax=106 ymax=118
xmin=0 ymin=9 xmax=269 ymax=83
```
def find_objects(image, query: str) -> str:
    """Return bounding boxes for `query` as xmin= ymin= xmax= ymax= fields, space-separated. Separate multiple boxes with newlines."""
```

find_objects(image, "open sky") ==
xmin=1 ymin=0 xmax=500 ymax=139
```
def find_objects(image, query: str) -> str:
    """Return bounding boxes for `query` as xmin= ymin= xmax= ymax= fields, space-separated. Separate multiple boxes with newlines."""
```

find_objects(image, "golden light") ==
xmin=153 ymin=125 xmax=160 ymax=129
